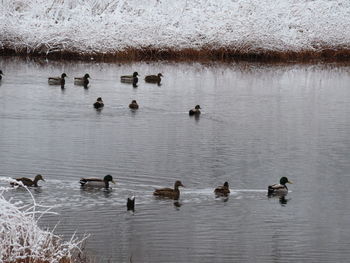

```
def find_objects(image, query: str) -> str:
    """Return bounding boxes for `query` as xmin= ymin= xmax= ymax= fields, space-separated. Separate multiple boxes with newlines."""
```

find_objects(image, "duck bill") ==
xmin=111 ymin=180 xmax=116 ymax=184
xmin=288 ymin=180 xmax=293 ymax=184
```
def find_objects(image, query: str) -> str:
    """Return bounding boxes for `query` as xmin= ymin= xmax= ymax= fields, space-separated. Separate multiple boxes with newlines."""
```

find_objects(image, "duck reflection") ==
xmin=268 ymin=192 xmax=289 ymax=206
xmin=173 ymin=201 xmax=182 ymax=210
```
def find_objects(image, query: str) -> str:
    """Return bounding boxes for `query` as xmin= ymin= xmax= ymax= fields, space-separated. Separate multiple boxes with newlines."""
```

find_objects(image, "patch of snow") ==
xmin=0 ymin=0 xmax=349 ymax=55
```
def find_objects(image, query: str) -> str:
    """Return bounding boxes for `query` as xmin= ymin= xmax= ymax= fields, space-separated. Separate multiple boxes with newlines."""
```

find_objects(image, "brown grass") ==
xmin=1 ymin=46 xmax=350 ymax=62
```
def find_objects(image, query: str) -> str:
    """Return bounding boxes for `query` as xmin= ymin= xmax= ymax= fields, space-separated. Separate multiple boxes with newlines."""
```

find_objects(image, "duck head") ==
xmin=61 ymin=73 xmax=67 ymax=78
xmin=133 ymin=72 xmax=139 ymax=77
xmin=223 ymin=182 xmax=229 ymax=188
xmin=280 ymin=177 xmax=292 ymax=185
xmin=158 ymin=73 xmax=163 ymax=77
xmin=35 ymin=174 xmax=45 ymax=182
xmin=84 ymin=73 xmax=90 ymax=79
xmin=174 ymin=180 xmax=184 ymax=188
xmin=195 ymin=105 xmax=201 ymax=110
xmin=104 ymin=174 xmax=115 ymax=184
xmin=132 ymin=100 xmax=137 ymax=104
xmin=97 ymin=97 xmax=103 ymax=102
xmin=0 ymin=70 xmax=3 ymax=75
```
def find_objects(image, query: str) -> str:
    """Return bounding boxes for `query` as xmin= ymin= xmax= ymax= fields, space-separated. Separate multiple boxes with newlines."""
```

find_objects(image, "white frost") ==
xmin=0 ymin=178 xmax=85 ymax=262
xmin=0 ymin=0 xmax=349 ymax=55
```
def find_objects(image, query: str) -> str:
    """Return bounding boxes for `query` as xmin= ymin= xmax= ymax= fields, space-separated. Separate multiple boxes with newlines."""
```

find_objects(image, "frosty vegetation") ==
xmin=1 ymin=0 xmax=350 ymax=59
xmin=0 ymin=178 xmax=85 ymax=263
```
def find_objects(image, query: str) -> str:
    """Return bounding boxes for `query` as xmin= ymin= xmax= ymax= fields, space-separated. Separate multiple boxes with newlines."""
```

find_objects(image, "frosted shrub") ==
xmin=0 ymin=178 xmax=85 ymax=263
xmin=0 ymin=0 xmax=350 ymax=58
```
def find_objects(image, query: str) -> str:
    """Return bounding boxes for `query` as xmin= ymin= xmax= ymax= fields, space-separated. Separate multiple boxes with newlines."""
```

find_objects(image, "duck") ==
xmin=145 ymin=73 xmax=163 ymax=84
xmin=80 ymin=174 xmax=115 ymax=189
xmin=0 ymin=70 xmax=3 ymax=80
xmin=74 ymin=73 xmax=90 ymax=87
xmin=48 ymin=73 xmax=67 ymax=87
xmin=129 ymin=100 xmax=139 ymax=109
xmin=127 ymin=196 xmax=135 ymax=211
xmin=153 ymin=180 xmax=184 ymax=200
xmin=121 ymin=72 xmax=139 ymax=86
xmin=11 ymin=174 xmax=45 ymax=187
xmin=93 ymin=97 xmax=104 ymax=109
xmin=189 ymin=105 xmax=201 ymax=116
xmin=268 ymin=177 xmax=292 ymax=195
xmin=214 ymin=182 xmax=230 ymax=196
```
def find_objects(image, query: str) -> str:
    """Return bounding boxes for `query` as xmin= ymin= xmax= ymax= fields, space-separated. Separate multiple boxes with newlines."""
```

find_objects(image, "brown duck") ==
xmin=11 ymin=174 xmax=45 ymax=187
xmin=153 ymin=180 xmax=184 ymax=200
xmin=129 ymin=100 xmax=139 ymax=109
xmin=145 ymin=73 xmax=163 ymax=84
xmin=214 ymin=182 xmax=230 ymax=196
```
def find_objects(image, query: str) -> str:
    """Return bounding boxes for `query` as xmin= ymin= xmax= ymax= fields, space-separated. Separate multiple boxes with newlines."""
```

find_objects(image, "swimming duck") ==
xmin=121 ymin=72 xmax=139 ymax=86
xmin=11 ymin=174 xmax=45 ymax=187
xmin=0 ymin=70 xmax=3 ymax=80
xmin=145 ymin=73 xmax=163 ymax=84
xmin=268 ymin=177 xmax=292 ymax=195
xmin=93 ymin=97 xmax=104 ymax=109
xmin=214 ymin=182 xmax=230 ymax=196
xmin=80 ymin=174 xmax=115 ymax=189
xmin=189 ymin=105 xmax=201 ymax=116
xmin=127 ymin=196 xmax=135 ymax=211
xmin=48 ymin=73 xmax=67 ymax=87
xmin=129 ymin=100 xmax=139 ymax=109
xmin=74 ymin=73 xmax=90 ymax=87
xmin=153 ymin=180 xmax=184 ymax=200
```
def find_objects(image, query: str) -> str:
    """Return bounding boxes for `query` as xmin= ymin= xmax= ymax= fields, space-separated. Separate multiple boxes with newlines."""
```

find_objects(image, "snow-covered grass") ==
xmin=0 ymin=178 xmax=85 ymax=263
xmin=1 ymin=0 xmax=350 ymax=60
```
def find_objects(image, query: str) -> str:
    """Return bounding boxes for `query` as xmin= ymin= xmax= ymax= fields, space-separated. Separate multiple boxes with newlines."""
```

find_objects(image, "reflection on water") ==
xmin=1 ymin=57 xmax=350 ymax=262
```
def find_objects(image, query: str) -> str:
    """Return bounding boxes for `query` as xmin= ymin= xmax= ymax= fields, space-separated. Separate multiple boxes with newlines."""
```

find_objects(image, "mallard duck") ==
xmin=129 ymin=100 xmax=139 ymax=109
xmin=93 ymin=97 xmax=104 ymax=109
xmin=121 ymin=72 xmax=139 ymax=86
xmin=214 ymin=182 xmax=230 ymax=196
xmin=189 ymin=105 xmax=201 ymax=116
xmin=127 ymin=196 xmax=135 ymax=211
xmin=153 ymin=180 xmax=184 ymax=200
xmin=268 ymin=177 xmax=292 ymax=195
xmin=145 ymin=73 xmax=163 ymax=84
xmin=0 ymin=70 xmax=3 ymax=80
xmin=48 ymin=73 xmax=67 ymax=86
xmin=11 ymin=174 xmax=45 ymax=187
xmin=80 ymin=174 xmax=115 ymax=189
xmin=74 ymin=73 xmax=90 ymax=87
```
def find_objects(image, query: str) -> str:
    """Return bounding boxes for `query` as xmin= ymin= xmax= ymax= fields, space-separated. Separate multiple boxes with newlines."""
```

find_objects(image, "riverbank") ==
xmin=1 ymin=0 xmax=350 ymax=62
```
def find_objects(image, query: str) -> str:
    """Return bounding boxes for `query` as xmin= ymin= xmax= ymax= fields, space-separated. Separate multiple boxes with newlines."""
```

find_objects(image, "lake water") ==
xmin=1 ymin=57 xmax=350 ymax=262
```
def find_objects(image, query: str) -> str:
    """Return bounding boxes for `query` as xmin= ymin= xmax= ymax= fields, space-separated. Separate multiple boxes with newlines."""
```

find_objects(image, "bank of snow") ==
xmin=1 ymin=0 xmax=350 ymax=60
xmin=0 ymin=178 xmax=85 ymax=263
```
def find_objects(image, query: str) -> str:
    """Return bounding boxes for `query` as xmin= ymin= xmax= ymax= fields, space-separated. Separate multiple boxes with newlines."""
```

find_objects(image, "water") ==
xmin=0 ymin=57 xmax=350 ymax=262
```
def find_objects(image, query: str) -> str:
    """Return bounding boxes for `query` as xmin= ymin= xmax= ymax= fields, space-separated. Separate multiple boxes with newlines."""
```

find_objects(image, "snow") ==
xmin=0 ymin=178 xmax=84 ymax=262
xmin=0 ymin=0 xmax=350 ymax=56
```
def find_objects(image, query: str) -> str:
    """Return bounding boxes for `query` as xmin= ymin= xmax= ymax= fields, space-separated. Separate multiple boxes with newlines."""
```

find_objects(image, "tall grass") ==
xmin=0 ymin=178 xmax=86 ymax=263
xmin=1 ymin=0 xmax=350 ymax=61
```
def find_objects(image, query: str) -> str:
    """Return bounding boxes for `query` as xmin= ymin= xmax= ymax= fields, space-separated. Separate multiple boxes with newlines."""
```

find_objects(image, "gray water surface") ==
xmin=1 ymin=58 xmax=350 ymax=262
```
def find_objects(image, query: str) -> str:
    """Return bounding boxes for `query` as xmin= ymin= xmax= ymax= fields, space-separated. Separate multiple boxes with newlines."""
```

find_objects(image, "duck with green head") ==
xmin=214 ymin=182 xmax=230 ymax=196
xmin=121 ymin=72 xmax=139 ymax=86
xmin=153 ymin=180 xmax=184 ymax=200
xmin=268 ymin=177 xmax=292 ymax=195
xmin=74 ymin=73 xmax=90 ymax=87
xmin=48 ymin=73 xmax=67 ymax=87
xmin=11 ymin=174 xmax=45 ymax=187
xmin=80 ymin=174 xmax=115 ymax=189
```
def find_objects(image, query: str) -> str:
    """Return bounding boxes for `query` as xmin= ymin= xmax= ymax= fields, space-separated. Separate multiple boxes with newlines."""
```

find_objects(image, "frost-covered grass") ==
xmin=0 ymin=178 xmax=85 ymax=263
xmin=1 ymin=0 xmax=350 ymax=60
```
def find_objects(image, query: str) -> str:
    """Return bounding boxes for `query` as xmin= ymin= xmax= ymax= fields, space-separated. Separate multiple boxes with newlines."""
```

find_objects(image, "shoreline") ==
xmin=1 ymin=47 xmax=350 ymax=63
